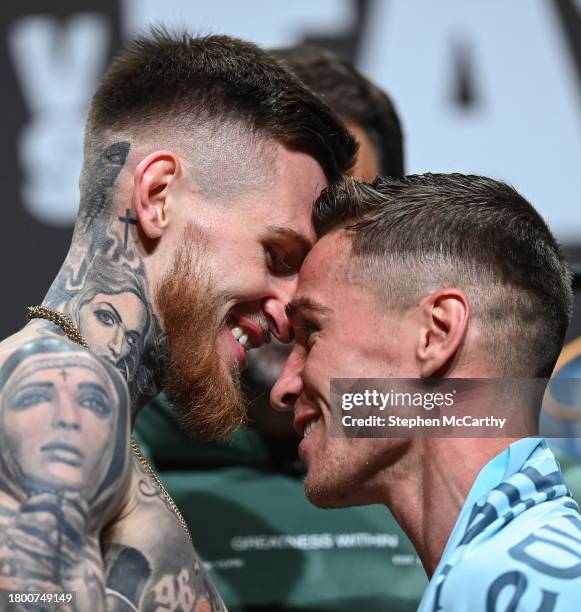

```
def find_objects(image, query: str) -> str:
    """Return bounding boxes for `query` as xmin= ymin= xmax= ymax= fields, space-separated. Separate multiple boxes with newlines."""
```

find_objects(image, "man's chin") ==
xmin=167 ymin=371 xmax=248 ymax=441
xmin=304 ymin=473 xmax=352 ymax=509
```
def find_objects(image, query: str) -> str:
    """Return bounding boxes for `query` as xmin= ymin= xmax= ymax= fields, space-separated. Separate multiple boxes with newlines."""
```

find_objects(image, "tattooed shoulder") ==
xmin=0 ymin=335 xmax=132 ymax=610
xmin=100 ymin=455 xmax=227 ymax=612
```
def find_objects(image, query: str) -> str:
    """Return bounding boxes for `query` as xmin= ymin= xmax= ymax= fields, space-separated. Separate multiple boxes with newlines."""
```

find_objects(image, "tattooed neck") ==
xmin=41 ymin=141 xmax=169 ymax=412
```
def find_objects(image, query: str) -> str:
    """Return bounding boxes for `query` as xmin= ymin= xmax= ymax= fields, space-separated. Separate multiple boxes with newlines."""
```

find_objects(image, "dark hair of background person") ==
xmin=271 ymin=44 xmax=404 ymax=178
xmin=79 ymin=29 xmax=358 ymax=231
xmin=313 ymin=173 xmax=573 ymax=378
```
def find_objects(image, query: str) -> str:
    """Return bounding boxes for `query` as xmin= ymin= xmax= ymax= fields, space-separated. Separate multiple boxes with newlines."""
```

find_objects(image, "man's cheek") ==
xmin=232 ymin=274 xmax=267 ymax=300
xmin=305 ymin=357 xmax=332 ymax=393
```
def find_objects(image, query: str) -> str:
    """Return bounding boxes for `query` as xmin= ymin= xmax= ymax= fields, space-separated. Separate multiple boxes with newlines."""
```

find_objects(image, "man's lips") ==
xmin=294 ymin=408 xmax=322 ymax=436
xmin=223 ymin=329 xmax=248 ymax=370
xmin=232 ymin=317 xmax=269 ymax=349
xmin=221 ymin=312 xmax=270 ymax=370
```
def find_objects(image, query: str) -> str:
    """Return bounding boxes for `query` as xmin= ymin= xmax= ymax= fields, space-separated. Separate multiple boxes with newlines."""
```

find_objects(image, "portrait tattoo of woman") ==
xmin=62 ymin=255 xmax=156 ymax=404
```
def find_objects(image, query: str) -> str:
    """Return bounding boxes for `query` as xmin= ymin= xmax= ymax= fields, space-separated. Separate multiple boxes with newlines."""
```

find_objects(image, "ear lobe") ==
xmin=417 ymin=290 xmax=469 ymax=377
xmin=133 ymin=151 xmax=180 ymax=240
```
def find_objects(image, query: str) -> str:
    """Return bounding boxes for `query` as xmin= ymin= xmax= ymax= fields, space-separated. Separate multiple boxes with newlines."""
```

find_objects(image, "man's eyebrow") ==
xmin=266 ymin=225 xmax=313 ymax=255
xmin=286 ymin=297 xmax=332 ymax=319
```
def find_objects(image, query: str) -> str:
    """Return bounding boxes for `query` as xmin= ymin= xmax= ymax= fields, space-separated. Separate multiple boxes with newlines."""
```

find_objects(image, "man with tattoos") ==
xmin=0 ymin=29 xmax=355 ymax=611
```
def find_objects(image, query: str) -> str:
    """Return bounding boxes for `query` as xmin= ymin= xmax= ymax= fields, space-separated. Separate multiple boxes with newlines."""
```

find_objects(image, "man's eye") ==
xmin=265 ymin=246 xmax=295 ymax=275
xmin=306 ymin=326 xmax=319 ymax=348
xmin=77 ymin=393 xmax=112 ymax=418
xmin=13 ymin=391 xmax=51 ymax=410
xmin=95 ymin=309 xmax=115 ymax=326
xmin=298 ymin=323 xmax=319 ymax=350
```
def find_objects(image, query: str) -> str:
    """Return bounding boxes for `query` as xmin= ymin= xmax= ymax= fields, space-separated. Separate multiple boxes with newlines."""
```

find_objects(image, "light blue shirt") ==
xmin=418 ymin=438 xmax=581 ymax=611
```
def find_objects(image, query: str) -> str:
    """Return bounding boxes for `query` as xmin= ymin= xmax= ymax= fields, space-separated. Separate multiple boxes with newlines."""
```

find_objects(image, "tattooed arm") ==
xmin=0 ymin=336 xmax=131 ymax=611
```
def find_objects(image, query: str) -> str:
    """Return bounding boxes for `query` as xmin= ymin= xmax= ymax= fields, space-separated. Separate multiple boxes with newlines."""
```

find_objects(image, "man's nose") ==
xmin=270 ymin=349 xmax=303 ymax=412
xmin=262 ymin=277 xmax=299 ymax=343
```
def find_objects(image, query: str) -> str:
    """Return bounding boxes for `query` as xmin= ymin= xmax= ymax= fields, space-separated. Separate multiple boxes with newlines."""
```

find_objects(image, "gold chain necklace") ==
xmin=27 ymin=305 xmax=192 ymax=543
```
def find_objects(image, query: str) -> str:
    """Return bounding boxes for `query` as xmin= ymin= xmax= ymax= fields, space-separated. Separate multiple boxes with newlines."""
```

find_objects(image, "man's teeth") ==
xmin=303 ymin=418 xmax=320 ymax=437
xmin=232 ymin=326 xmax=249 ymax=348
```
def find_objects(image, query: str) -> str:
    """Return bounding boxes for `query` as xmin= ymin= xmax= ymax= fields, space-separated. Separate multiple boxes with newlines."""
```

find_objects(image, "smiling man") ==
xmin=272 ymin=174 xmax=580 ymax=611
xmin=0 ymin=29 xmax=355 ymax=610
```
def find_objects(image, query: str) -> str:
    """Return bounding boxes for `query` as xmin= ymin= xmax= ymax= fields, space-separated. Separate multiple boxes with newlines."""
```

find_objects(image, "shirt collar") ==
xmin=420 ymin=437 xmax=545 ymax=609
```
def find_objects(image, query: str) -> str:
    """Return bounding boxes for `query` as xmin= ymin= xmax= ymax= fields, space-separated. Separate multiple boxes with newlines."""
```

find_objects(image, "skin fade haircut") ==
xmin=272 ymin=44 xmax=404 ymax=178
xmin=313 ymin=174 xmax=573 ymax=378
xmin=81 ymin=29 xmax=357 ymax=218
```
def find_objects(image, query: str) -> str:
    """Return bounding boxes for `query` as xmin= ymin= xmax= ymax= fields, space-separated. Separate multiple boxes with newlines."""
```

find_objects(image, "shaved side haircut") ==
xmin=313 ymin=174 xmax=573 ymax=378
xmin=78 ymin=29 xmax=357 ymax=231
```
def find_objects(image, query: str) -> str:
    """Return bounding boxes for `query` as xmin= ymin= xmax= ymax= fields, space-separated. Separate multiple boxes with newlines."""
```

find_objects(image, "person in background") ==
xmin=273 ymin=44 xmax=404 ymax=182
xmin=135 ymin=45 xmax=428 ymax=611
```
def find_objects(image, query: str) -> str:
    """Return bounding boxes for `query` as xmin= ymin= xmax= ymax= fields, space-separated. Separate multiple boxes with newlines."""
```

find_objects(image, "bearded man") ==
xmin=0 ymin=29 xmax=355 ymax=611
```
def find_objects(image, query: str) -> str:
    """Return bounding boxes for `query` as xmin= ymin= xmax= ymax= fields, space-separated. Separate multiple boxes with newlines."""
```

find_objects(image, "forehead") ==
xmin=293 ymin=233 xmax=391 ymax=332
xmin=17 ymin=366 xmax=104 ymax=386
xmin=296 ymin=232 xmax=354 ymax=304
xmin=237 ymin=143 xmax=327 ymax=245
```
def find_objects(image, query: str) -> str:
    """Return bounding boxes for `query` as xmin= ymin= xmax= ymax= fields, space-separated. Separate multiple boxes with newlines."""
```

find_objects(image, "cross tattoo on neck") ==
xmin=118 ymin=209 xmax=138 ymax=250
xmin=59 ymin=369 xmax=68 ymax=381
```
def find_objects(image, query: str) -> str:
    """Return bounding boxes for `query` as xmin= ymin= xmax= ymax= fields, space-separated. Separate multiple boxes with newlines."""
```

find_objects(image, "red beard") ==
xmin=156 ymin=227 xmax=247 ymax=440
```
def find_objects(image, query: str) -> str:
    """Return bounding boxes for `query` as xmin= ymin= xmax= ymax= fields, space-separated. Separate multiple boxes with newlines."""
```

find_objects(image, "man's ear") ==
xmin=133 ymin=151 xmax=180 ymax=239
xmin=416 ymin=289 xmax=469 ymax=377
